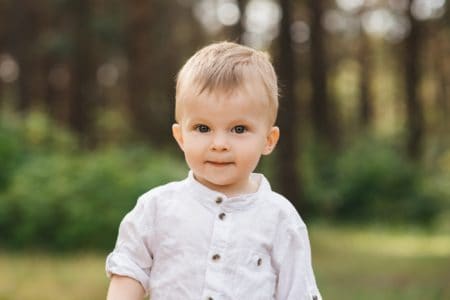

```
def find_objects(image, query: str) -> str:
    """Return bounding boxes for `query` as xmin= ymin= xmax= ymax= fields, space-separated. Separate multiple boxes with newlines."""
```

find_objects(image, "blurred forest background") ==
xmin=0 ymin=0 xmax=450 ymax=299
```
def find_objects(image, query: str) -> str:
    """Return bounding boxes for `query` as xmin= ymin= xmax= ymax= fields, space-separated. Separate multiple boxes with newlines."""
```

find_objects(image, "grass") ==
xmin=0 ymin=252 xmax=109 ymax=300
xmin=0 ymin=225 xmax=449 ymax=300
xmin=311 ymin=225 xmax=450 ymax=300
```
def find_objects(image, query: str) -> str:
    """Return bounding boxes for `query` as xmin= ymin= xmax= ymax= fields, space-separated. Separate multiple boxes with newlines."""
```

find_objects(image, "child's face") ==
xmin=172 ymin=88 xmax=279 ymax=196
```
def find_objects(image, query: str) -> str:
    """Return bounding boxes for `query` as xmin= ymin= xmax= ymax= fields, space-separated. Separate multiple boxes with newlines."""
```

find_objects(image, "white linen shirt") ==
xmin=106 ymin=171 xmax=322 ymax=300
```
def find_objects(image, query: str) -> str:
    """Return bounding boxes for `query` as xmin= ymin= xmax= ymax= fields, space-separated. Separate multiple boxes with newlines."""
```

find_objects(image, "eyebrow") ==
xmin=185 ymin=117 xmax=255 ymax=126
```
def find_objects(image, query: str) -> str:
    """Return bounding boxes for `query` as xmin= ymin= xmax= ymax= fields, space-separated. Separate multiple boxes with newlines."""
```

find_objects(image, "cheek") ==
xmin=236 ymin=144 xmax=263 ymax=162
xmin=182 ymin=146 xmax=202 ymax=169
xmin=183 ymin=144 xmax=199 ymax=156
xmin=182 ymin=139 xmax=207 ymax=158
xmin=238 ymin=136 xmax=267 ymax=152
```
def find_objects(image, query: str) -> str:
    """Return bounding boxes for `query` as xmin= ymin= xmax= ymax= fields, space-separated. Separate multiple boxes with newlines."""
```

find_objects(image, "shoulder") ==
xmin=137 ymin=178 xmax=186 ymax=204
xmin=122 ymin=178 xmax=187 ymax=219
xmin=121 ymin=178 xmax=186 ymax=224
xmin=260 ymin=190 xmax=306 ymax=229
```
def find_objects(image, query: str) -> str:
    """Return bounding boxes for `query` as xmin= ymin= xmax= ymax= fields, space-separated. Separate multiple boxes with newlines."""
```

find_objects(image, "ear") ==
xmin=172 ymin=123 xmax=185 ymax=151
xmin=262 ymin=126 xmax=280 ymax=155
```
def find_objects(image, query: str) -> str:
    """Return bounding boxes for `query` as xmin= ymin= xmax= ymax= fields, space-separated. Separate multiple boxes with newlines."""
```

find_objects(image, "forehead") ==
xmin=177 ymin=76 xmax=275 ymax=118
xmin=184 ymin=85 xmax=269 ymax=114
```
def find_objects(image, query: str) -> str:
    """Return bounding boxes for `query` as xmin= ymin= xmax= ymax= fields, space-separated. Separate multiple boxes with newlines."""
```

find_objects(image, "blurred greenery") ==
xmin=1 ymin=110 xmax=449 ymax=251
xmin=303 ymin=136 xmax=446 ymax=225
xmin=0 ymin=111 xmax=187 ymax=250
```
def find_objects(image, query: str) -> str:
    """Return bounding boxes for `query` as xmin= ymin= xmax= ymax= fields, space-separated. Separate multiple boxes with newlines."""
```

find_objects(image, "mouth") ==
xmin=206 ymin=161 xmax=234 ymax=167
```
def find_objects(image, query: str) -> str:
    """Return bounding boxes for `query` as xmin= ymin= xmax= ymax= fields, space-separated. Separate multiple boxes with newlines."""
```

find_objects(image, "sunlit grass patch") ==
xmin=311 ymin=225 xmax=450 ymax=257
xmin=0 ymin=252 xmax=109 ymax=300
xmin=310 ymin=225 xmax=450 ymax=300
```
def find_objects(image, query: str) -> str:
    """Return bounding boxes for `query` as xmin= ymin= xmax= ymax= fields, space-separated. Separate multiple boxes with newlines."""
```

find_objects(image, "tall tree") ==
xmin=432 ymin=12 xmax=450 ymax=133
xmin=231 ymin=0 xmax=247 ymax=43
xmin=0 ymin=0 xmax=10 ymax=106
xmin=68 ymin=0 xmax=97 ymax=145
xmin=358 ymin=32 xmax=373 ymax=129
xmin=308 ymin=0 xmax=337 ymax=148
xmin=275 ymin=0 xmax=304 ymax=210
xmin=0 ymin=1 xmax=9 ymax=52
xmin=404 ymin=1 xmax=424 ymax=160
xmin=41 ymin=3 xmax=70 ymax=123
xmin=124 ymin=0 xmax=175 ymax=145
xmin=10 ymin=0 xmax=45 ymax=112
xmin=124 ymin=0 xmax=153 ymax=142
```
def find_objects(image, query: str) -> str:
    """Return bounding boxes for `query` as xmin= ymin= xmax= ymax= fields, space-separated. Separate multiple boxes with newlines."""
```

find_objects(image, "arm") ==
xmin=107 ymin=275 xmax=145 ymax=300
xmin=105 ymin=196 xmax=154 ymax=297
xmin=275 ymin=226 xmax=321 ymax=300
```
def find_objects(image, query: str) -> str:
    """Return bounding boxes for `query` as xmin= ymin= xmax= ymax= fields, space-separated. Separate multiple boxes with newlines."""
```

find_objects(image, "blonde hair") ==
xmin=175 ymin=41 xmax=279 ymax=124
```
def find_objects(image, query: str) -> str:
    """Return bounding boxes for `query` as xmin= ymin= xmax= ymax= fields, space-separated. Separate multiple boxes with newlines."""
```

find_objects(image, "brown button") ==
xmin=208 ymin=298 xmax=214 ymax=300
xmin=212 ymin=254 xmax=221 ymax=261
xmin=219 ymin=212 xmax=226 ymax=220
xmin=257 ymin=258 xmax=262 ymax=266
xmin=215 ymin=197 xmax=223 ymax=204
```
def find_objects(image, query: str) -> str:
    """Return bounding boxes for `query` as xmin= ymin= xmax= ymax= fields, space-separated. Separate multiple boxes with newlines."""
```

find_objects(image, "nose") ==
xmin=210 ymin=132 xmax=230 ymax=151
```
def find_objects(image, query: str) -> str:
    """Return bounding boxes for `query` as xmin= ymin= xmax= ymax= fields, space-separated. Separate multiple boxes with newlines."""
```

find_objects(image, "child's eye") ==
xmin=232 ymin=125 xmax=247 ymax=134
xmin=194 ymin=124 xmax=210 ymax=133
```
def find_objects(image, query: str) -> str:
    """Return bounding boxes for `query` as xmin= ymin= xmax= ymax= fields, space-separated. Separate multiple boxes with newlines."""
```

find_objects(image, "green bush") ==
xmin=0 ymin=146 xmax=186 ymax=251
xmin=0 ymin=111 xmax=187 ymax=250
xmin=0 ymin=125 xmax=25 ymax=191
xmin=303 ymin=137 xmax=440 ymax=225
xmin=0 ymin=111 xmax=77 ymax=191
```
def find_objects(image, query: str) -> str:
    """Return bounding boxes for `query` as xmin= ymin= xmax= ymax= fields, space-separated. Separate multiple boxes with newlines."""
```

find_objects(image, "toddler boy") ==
xmin=106 ymin=41 xmax=321 ymax=300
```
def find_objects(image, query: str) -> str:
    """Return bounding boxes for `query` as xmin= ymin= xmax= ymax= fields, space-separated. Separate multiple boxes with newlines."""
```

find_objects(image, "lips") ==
xmin=206 ymin=161 xmax=234 ymax=166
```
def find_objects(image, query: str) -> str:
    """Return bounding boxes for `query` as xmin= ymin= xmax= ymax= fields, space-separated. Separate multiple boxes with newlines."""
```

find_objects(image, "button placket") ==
xmin=202 ymin=195 xmax=231 ymax=297
xmin=216 ymin=196 xmax=227 ymax=221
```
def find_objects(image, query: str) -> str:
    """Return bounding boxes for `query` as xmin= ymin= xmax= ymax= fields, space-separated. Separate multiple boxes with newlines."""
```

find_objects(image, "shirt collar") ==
xmin=184 ymin=170 xmax=272 ymax=212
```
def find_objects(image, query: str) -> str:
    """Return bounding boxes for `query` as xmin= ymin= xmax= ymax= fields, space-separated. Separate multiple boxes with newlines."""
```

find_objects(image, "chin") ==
xmin=207 ymin=177 xmax=235 ymax=187
xmin=207 ymin=175 xmax=239 ymax=186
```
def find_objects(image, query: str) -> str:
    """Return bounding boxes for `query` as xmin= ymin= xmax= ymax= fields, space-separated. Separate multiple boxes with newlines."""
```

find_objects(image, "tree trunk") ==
xmin=125 ymin=0 xmax=152 ymax=141
xmin=308 ymin=0 xmax=337 ymax=148
xmin=404 ymin=2 xmax=424 ymax=160
xmin=10 ymin=0 xmax=43 ymax=112
xmin=0 ymin=1 xmax=11 ymax=101
xmin=358 ymin=32 xmax=373 ymax=129
xmin=231 ymin=0 xmax=246 ymax=43
xmin=68 ymin=0 xmax=96 ymax=146
xmin=275 ymin=0 xmax=304 ymax=211
xmin=125 ymin=0 xmax=174 ymax=146
xmin=433 ymin=27 xmax=449 ymax=132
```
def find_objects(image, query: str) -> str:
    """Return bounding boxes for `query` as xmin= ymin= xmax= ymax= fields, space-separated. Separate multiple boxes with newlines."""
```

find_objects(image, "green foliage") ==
xmin=0 ymin=125 xmax=25 ymax=191
xmin=1 ymin=111 xmax=448 ymax=251
xmin=303 ymin=137 xmax=441 ymax=225
xmin=0 ymin=112 xmax=187 ymax=251
xmin=0 ymin=148 xmax=186 ymax=251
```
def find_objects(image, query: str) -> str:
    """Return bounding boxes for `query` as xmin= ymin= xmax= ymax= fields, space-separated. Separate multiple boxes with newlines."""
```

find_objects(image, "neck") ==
xmin=194 ymin=174 xmax=259 ymax=197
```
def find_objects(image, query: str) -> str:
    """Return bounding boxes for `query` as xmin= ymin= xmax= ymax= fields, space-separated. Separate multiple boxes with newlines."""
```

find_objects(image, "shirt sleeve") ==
xmin=274 ymin=223 xmax=322 ymax=300
xmin=105 ymin=195 xmax=154 ymax=296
